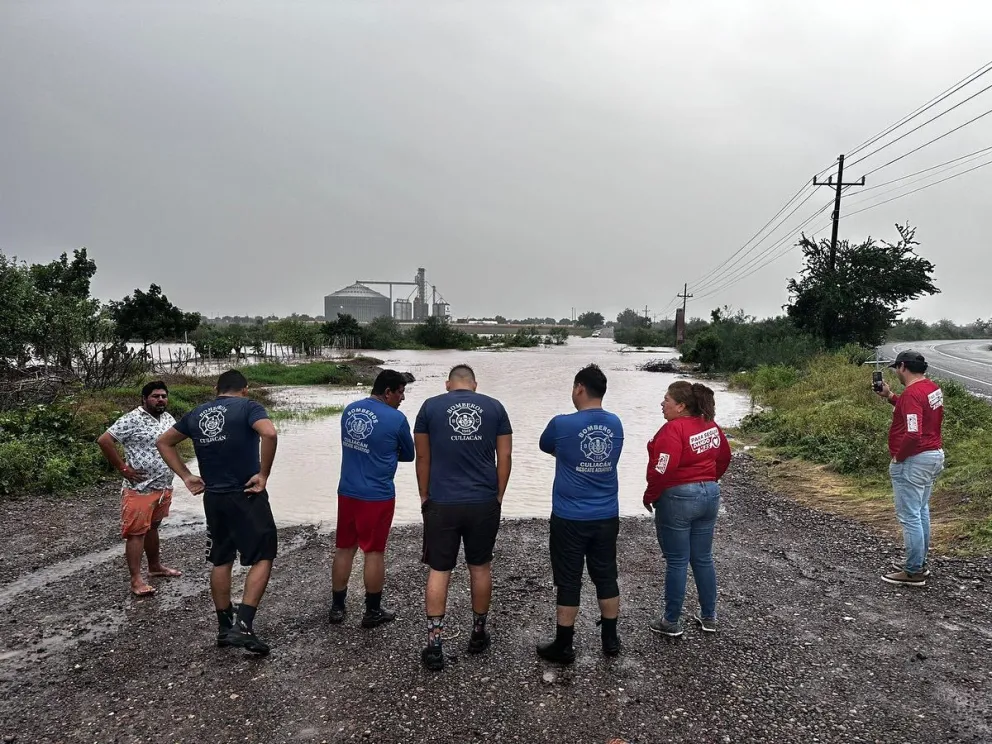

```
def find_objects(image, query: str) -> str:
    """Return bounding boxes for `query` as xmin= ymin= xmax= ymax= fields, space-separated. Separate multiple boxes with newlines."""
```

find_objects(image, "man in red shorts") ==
xmin=329 ymin=369 xmax=415 ymax=627
xmin=97 ymin=381 xmax=182 ymax=596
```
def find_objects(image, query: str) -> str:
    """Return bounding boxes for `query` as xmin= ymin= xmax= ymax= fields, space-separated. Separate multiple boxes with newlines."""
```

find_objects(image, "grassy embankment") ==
xmin=0 ymin=359 xmax=374 ymax=496
xmin=731 ymin=353 xmax=992 ymax=553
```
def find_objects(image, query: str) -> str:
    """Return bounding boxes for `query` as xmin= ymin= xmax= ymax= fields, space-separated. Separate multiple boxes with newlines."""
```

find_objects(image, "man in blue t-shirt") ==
xmin=157 ymin=369 xmax=279 ymax=656
xmin=329 ymin=369 xmax=415 ymax=629
xmin=414 ymin=364 xmax=512 ymax=671
xmin=535 ymin=364 xmax=624 ymax=665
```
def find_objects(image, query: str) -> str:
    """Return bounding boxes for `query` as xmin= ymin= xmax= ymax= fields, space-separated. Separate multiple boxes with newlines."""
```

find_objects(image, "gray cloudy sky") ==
xmin=1 ymin=1 xmax=990 ymax=322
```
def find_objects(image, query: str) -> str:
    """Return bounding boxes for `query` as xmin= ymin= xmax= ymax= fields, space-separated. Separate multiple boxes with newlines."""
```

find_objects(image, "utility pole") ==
xmin=813 ymin=154 xmax=866 ymax=271
xmin=675 ymin=283 xmax=693 ymax=347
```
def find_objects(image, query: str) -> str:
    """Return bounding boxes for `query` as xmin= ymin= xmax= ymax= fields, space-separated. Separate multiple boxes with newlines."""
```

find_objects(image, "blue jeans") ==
xmin=890 ymin=449 xmax=945 ymax=573
xmin=654 ymin=481 xmax=721 ymax=623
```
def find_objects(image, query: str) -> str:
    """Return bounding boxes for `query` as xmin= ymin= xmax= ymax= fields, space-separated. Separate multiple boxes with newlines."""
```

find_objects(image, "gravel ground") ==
xmin=1 ymin=456 xmax=990 ymax=743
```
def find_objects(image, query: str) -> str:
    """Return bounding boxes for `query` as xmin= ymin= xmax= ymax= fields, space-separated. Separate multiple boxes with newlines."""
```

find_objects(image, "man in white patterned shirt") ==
xmin=97 ymin=381 xmax=183 ymax=595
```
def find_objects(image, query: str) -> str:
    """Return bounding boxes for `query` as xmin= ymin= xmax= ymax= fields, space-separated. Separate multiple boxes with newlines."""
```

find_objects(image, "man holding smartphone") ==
xmin=875 ymin=350 xmax=944 ymax=587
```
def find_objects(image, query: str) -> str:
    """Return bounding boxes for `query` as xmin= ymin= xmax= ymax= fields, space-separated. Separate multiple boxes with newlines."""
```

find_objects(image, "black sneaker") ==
xmin=468 ymin=629 xmax=491 ymax=654
xmin=649 ymin=617 xmax=684 ymax=637
xmin=536 ymin=640 xmax=576 ymax=665
xmin=219 ymin=621 xmax=271 ymax=655
xmin=421 ymin=645 xmax=444 ymax=671
xmin=601 ymin=634 xmax=622 ymax=657
xmin=360 ymin=608 xmax=396 ymax=628
xmin=328 ymin=605 xmax=347 ymax=624
xmin=693 ymin=614 xmax=718 ymax=633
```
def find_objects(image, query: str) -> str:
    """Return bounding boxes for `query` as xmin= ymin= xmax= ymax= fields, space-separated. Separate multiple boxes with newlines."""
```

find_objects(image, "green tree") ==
xmin=411 ymin=316 xmax=473 ymax=349
xmin=786 ymin=224 xmax=939 ymax=348
xmin=494 ymin=315 xmax=508 ymax=324
xmin=109 ymin=284 xmax=202 ymax=353
xmin=616 ymin=308 xmax=650 ymax=329
xmin=27 ymin=249 xmax=100 ymax=368
xmin=0 ymin=254 xmax=42 ymax=368
xmin=576 ymin=311 xmax=604 ymax=329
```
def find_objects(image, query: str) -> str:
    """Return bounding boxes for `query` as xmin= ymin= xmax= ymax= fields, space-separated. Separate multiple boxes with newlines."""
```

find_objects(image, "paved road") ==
xmin=878 ymin=339 xmax=992 ymax=398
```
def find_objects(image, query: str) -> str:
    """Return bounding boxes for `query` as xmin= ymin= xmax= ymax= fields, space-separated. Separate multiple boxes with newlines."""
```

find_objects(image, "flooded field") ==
xmin=168 ymin=338 xmax=751 ymax=528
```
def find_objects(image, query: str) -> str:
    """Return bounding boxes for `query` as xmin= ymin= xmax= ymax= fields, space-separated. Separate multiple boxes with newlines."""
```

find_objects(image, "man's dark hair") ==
xmin=141 ymin=380 xmax=168 ymax=399
xmin=217 ymin=369 xmax=249 ymax=394
xmin=902 ymin=360 xmax=928 ymax=374
xmin=448 ymin=364 xmax=476 ymax=383
xmin=574 ymin=364 xmax=607 ymax=399
xmin=372 ymin=369 xmax=408 ymax=395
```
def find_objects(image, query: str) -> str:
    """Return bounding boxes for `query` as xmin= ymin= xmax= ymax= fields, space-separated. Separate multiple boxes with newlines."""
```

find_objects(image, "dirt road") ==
xmin=1 ymin=457 xmax=990 ymax=743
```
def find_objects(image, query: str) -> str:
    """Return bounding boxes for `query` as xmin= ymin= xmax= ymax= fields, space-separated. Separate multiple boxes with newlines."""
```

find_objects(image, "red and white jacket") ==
xmin=889 ymin=379 xmax=943 ymax=461
xmin=644 ymin=416 xmax=731 ymax=506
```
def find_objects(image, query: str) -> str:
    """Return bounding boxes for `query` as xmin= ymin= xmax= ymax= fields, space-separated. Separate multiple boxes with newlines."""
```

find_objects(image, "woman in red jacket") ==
xmin=644 ymin=381 xmax=731 ymax=637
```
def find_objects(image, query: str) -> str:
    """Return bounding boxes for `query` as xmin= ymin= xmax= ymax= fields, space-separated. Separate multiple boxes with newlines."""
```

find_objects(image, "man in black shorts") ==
xmin=414 ymin=364 xmax=512 ymax=671
xmin=537 ymin=364 xmax=625 ymax=663
xmin=157 ymin=369 xmax=278 ymax=655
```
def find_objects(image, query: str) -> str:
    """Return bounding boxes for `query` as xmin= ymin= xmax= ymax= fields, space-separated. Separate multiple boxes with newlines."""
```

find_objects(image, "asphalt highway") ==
xmin=877 ymin=339 xmax=992 ymax=398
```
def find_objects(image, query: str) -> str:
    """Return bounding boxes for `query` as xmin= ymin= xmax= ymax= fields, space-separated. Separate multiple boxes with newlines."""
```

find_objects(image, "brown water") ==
xmin=168 ymin=338 xmax=750 ymax=528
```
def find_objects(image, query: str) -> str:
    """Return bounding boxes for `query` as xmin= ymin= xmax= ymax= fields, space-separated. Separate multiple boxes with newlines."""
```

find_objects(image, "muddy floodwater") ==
xmin=169 ymin=338 xmax=750 ymax=528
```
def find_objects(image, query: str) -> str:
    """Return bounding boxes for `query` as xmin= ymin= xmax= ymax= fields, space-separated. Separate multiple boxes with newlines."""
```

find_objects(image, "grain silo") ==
xmin=324 ymin=283 xmax=391 ymax=324
xmin=393 ymin=299 xmax=413 ymax=321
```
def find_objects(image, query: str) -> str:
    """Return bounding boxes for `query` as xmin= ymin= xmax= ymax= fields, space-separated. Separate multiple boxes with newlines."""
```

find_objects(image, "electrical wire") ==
xmin=845 ymin=156 xmax=992 ymax=218
xmin=856 ymin=106 xmax=992 ymax=178
xmin=690 ymin=187 xmax=821 ymax=293
xmin=853 ymin=144 xmax=992 ymax=194
xmin=846 ymin=83 xmax=992 ymax=169
xmin=847 ymin=59 xmax=992 ymax=158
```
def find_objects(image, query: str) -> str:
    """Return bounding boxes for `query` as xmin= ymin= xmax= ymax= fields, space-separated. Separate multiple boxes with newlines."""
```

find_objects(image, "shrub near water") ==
xmin=734 ymin=353 xmax=992 ymax=546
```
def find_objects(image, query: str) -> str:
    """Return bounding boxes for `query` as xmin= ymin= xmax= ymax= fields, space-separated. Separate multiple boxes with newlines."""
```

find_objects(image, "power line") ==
xmin=857 ymin=106 xmax=992 ymax=178
xmin=845 ymin=156 xmax=992 ymax=218
xmin=846 ymin=81 xmax=992 ymax=169
xmin=686 ymin=181 xmax=816 ymax=289
xmin=847 ymin=59 xmax=992 ymax=158
xmin=690 ymin=187 xmax=821 ymax=293
xmin=844 ymin=147 xmax=992 ymax=208
xmin=853 ymin=144 xmax=992 ymax=194
xmin=691 ymin=199 xmax=835 ymax=302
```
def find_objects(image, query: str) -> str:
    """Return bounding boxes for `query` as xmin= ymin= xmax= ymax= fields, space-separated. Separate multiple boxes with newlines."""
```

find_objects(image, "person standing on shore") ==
xmin=536 ymin=364 xmax=624 ymax=664
xmin=157 ymin=369 xmax=279 ymax=655
xmin=329 ymin=369 xmax=415 ymax=628
xmin=97 ymin=381 xmax=183 ymax=597
xmin=644 ymin=381 xmax=731 ymax=637
xmin=875 ymin=350 xmax=944 ymax=587
xmin=415 ymin=364 xmax=512 ymax=671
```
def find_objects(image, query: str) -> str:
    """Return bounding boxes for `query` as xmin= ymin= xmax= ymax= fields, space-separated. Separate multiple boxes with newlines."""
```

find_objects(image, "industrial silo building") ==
xmin=393 ymin=299 xmax=413 ymax=321
xmin=324 ymin=283 xmax=391 ymax=324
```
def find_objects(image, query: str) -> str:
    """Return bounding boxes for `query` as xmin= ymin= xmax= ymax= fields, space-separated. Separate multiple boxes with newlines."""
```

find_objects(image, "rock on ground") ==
xmin=1 ymin=457 xmax=990 ymax=743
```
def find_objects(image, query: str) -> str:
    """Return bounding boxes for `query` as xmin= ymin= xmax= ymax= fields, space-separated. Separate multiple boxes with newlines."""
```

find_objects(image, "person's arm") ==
xmin=538 ymin=418 xmax=557 ymax=455
xmin=245 ymin=418 xmax=278 ymax=493
xmin=715 ymin=427 xmax=732 ymax=480
xmin=397 ymin=419 xmax=415 ymax=463
xmin=876 ymin=382 xmax=899 ymax=406
xmin=496 ymin=434 xmax=512 ymax=503
xmin=895 ymin=391 xmax=923 ymax=463
xmin=415 ymin=433 xmax=431 ymax=505
xmin=644 ymin=426 xmax=682 ymax=511
xmin=96 ymin=431 xmax=145 ymax=485
xmin=156 ymin=427 xmax=205 ymax=495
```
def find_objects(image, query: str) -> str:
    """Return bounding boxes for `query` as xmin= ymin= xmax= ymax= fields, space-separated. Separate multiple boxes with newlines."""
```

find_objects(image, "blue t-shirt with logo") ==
xmin=174 ymin=396 xmax=270 ymax=493
xmin=414 ymin=390 xmax=512 ymax=504
xmin=338 ymin=397 xmax=415 ymax=502
xmin=539 ymin=408 xmax=624 ymax=521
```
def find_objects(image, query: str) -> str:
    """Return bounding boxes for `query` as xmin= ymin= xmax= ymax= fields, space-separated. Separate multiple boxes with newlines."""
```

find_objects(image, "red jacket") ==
xmin=889 ymin=379 xmax=943 ymax=461
xmin=644 ymin=416 xmax=731 ymax=505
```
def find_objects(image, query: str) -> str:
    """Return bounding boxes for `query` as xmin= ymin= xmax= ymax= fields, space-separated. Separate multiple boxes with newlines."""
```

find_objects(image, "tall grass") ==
xmin=733 ymin=353 xmax=992 ymax=548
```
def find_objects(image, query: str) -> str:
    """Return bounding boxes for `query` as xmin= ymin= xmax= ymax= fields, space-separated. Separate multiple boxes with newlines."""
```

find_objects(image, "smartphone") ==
xmin=872 ymin=370 xmax=884 ymax=392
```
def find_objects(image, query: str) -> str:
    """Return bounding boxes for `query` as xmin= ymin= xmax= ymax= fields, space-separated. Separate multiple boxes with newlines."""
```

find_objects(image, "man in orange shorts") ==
xmin=97 ymin=381 xmax=182 ymax=596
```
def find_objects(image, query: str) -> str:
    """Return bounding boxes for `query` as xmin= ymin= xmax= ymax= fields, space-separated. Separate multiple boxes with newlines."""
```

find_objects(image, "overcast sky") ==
xmin=2 ymin=1 xmax=990 ymax=323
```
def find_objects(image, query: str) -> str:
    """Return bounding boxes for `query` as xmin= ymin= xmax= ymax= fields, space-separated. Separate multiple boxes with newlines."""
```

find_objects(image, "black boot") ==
xmin=536 ymin=624 xmax=576 ymax=664
xmin=597 ymin=616 xmax=621 ymax=657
